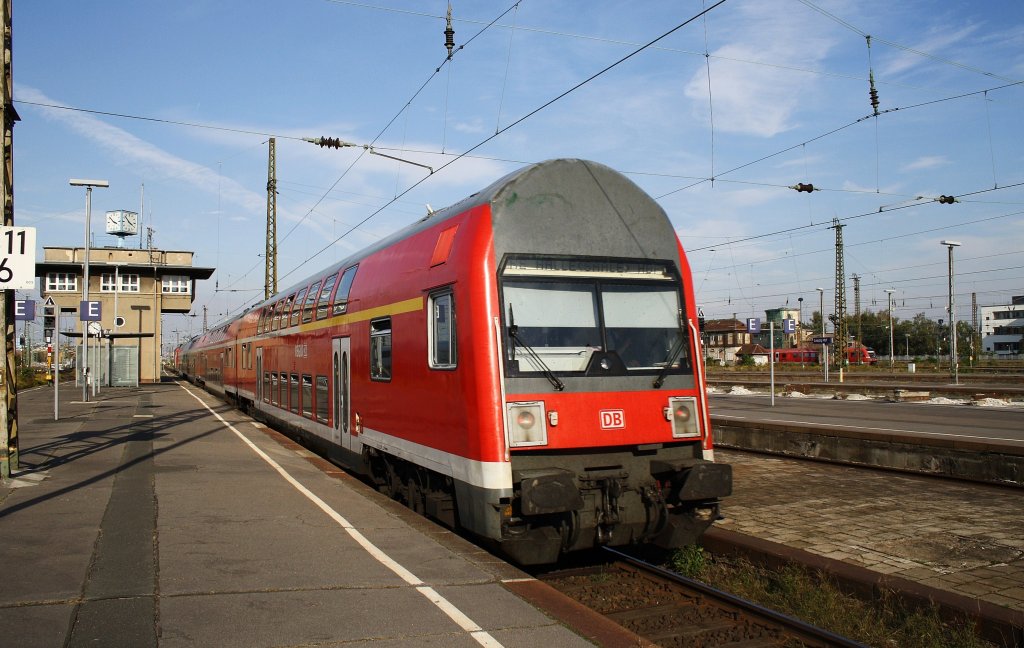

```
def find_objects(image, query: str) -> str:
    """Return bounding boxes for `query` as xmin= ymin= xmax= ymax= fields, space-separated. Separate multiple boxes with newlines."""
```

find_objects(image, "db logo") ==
xmin=600 ymin=409 xmax=625 ymax=429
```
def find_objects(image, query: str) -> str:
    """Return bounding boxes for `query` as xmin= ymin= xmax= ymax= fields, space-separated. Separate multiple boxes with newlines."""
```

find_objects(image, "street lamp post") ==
xmin=69 ymin=179 xmax=108 ymax=402
xmin=797 ymin=297 xmax=803 ymax=342
xmin=941 ymin=240 xmax=961 ymax=384
xmin=884 ymin=289 xmax=895 ymax=369
xmin=816 ymin=287 xmax=827 ymax=383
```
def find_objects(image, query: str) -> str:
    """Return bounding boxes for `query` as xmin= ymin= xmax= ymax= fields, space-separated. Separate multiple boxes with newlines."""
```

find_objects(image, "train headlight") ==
xmin=507 ymin=401 xmax=547 ymax=447
xmin=667 ymin=397 xmax=700 ymax=438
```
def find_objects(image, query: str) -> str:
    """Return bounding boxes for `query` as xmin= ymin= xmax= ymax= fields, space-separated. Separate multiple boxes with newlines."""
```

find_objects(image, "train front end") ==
xmin=486 ymin=160 xmax=731 ymax=564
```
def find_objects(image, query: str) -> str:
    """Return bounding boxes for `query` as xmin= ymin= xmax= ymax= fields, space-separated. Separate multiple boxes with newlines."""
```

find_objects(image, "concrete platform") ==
xmin=0 ymin=381 xmax=637 ymax=648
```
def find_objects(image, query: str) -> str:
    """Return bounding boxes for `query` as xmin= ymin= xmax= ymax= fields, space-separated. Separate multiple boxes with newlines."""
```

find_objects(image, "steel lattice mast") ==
xmin=265 ymin=138 xmax=278 ymax=301
xmin=832 ymin=218 xmax=847 ymax=367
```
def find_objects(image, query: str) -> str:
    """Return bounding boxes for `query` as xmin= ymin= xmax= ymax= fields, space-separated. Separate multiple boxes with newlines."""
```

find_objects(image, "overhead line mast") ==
xmin=831 ymin=218 xmax=847 ymax=370
xmin=266 ymin=138 xmax=278 ymax=301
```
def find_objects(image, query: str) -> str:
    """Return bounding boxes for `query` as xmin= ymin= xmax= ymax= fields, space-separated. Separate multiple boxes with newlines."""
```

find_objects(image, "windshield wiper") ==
xmin=508 ymin=304 xmax=565 ymax=391
xmin=653 ymin=333 xmax=686 ymax=388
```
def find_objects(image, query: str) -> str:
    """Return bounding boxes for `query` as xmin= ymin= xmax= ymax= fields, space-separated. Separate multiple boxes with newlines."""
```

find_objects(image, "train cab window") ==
xmin=370 ymin=317 xmax=392 ymax=381
xmin=333 ymin=265 xmax=358 ymax=316
xmin=290 ymin=288 xmax=308 ymax=327
xmin=290 ymin=374 xmax=300 ymax=413
xmin=302 ymin=280 xmax=321 ymax=324
xmin=428 ymin=289 xmax=456 ymax=369
xmin=263 ymin=372 xmax=271 ymax=403
xmin=315 ymin=375 xmax=329 ymax=422
xmin=270 ymin=373 xmax=279 ymax=406
xmin=301 ymin=374 xmax=313 ymax=417
xmin=316 ymin=271 xmax=339 ymax=320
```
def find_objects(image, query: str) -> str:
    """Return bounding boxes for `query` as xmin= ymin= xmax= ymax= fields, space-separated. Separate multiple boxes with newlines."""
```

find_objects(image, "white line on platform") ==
xmin=179 ymin=384 xmax=504 ymax=648
xmin=133 ymin=414 xmax=155 ymax=418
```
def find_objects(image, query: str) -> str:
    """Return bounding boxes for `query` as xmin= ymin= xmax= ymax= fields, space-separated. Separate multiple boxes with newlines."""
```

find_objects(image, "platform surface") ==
xmin=0 ymin=381 xmax=602 ymax=648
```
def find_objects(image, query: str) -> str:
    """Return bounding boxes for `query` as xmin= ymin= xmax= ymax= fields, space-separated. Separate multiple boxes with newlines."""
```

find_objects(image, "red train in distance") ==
xmin=773 ymin=345 xmax=878 ymax=365
xmin=176 ymin=158 xmax=732 ymax=565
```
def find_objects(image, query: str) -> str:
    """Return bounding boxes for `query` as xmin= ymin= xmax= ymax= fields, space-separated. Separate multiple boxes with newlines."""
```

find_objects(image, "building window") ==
xmin=370 ymin=317 xmax=392 ymax=381
xmin=98 ymin=273 xmax=139 ymax=292
xmin=428 ymin=289 xmax=456 ymax=369
xmin=162 ymin=275 xmax=191 ymax=294
xmin=46 ymin=272 xmax=77 ymax=292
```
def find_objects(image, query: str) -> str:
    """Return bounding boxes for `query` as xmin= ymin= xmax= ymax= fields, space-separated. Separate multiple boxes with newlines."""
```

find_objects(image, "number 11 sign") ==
xmin=0 ymin=226 xmax=37 ymax=290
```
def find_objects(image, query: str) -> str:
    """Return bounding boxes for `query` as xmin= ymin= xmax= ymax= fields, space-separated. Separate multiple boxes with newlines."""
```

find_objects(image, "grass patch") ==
xmin=668 ymin=547 xmax=993 ymax=648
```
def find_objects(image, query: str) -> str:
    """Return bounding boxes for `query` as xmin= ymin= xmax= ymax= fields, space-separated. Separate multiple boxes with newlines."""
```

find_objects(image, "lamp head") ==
xmin=940 ymin=240 xmax=961 ymax=247
xmin=69 ymin=179 xmax=109 ymax=188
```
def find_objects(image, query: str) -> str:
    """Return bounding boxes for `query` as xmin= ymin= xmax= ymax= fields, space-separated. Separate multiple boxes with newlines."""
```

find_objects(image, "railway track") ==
xmin=538 ymin=547 xmax=864 ymax=648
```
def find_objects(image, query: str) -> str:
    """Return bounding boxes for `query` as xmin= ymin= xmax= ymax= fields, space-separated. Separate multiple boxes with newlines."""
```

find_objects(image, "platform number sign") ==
xmin=0 ymin=226 xmax=37 ymax=290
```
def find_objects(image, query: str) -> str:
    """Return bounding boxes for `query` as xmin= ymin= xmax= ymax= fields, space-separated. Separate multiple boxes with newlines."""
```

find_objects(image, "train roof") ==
xmin=250 ymin=157 xmax=677 ymax=310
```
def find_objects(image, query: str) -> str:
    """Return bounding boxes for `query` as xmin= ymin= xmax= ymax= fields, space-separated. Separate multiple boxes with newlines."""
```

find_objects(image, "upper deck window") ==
xmin=333 ymin=265 xmax=358 ymax=316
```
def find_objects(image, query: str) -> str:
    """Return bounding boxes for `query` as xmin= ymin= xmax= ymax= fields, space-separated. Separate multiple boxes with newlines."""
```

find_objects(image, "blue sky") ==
xmin=13 ymin=0 xmax=1024 ymax=342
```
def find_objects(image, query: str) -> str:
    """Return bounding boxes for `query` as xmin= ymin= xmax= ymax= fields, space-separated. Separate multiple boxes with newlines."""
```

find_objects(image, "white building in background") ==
xmin=980 ymin=295 xmax=1024 ymax=357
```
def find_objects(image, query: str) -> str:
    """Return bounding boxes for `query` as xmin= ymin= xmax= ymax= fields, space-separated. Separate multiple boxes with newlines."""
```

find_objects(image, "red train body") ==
xmin=773 ymin=345 xmax=878 ymax=365
xmin=177 ymin=159 xmax=731 ymax=564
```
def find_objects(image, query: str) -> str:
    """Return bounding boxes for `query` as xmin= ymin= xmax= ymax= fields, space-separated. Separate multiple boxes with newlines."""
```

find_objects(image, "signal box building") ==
xmin=35 ymin=245 xmax=214 ymax=385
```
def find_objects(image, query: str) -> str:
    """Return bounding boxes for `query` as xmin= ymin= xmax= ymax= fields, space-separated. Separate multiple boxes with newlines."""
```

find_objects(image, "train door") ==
xmin=332 ymin=337 xmax=351 ymax=450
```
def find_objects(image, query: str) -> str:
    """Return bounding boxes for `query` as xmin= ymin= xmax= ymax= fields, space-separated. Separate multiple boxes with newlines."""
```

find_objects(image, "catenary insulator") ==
xmin=793 ymin=183 xmax=815 ymax=193
xmin=937 ymin=195 xmax=957 ymax=204
xmin=445 ymin=4 xmax=455 ymax=60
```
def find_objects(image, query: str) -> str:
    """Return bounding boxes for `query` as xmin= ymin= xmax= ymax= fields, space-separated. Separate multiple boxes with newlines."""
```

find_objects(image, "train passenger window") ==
xmin=290 ymin=374 xmax=300 ymax=413
xmin=428 ymin=289 xmax=456 ymax=369
xmin=290 ymin=288 xmax=308 ymax=327
xmin=302 ymin=280 xmax=322 ymax=324
xmin=301 ymin=375 xmax=313 ymax=417
xmin=315 ymin=375 xmax=329 ymax=422
xmin=279 ymin=296 xmax=295 ymax=330
xmin=263 ymin=372 xmax=271 ymax=403
xmin=257 ymin=308 xmax=266 ymax=334
xmin=280 ymin=372 xmax=288 ymax=407
xmin=268 ymin=302 xmax=279 ymax=332
xmin=333 ymin=265 xmax=358 ymax=316
xmin=270 ymin=373 xmax=279 ymax=406
xmin=370 ymin=317 xmax=392 ymax=381
xmin=316 ymin=271 xmax=340 ymax=320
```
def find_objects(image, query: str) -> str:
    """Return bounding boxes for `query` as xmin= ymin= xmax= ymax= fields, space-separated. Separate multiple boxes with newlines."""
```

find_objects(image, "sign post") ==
xmin=1 ymin=226 xmax=35 ymax=478
xmin=43 ymin=298 xmax=59 ymax=421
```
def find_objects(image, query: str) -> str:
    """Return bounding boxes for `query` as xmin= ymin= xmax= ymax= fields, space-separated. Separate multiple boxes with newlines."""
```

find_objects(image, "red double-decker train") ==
xmin=773 ymin=345 xmax=878 ymax=365
xmin=177 ymin=159 xmax=731 ymax=564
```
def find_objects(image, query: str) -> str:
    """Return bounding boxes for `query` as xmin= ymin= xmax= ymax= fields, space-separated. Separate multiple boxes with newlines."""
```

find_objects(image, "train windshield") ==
xmin=502 ymin=278 xmax=690 ymax=377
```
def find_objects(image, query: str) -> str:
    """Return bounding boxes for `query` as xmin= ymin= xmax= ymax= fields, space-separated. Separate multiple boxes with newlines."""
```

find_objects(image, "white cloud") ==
xmin=683 ymin=4 xmax=838 ymax=138
xmin=901 ymin=155 xmax=950 ymax=172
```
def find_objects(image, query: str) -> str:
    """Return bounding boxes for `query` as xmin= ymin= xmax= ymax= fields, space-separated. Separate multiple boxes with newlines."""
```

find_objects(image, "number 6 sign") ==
xmin=0 ymin=226 xmax=37 ymax=290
